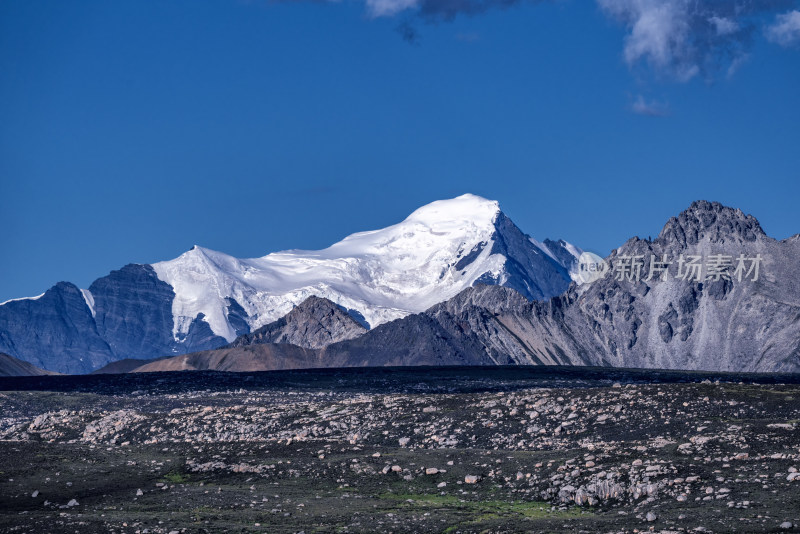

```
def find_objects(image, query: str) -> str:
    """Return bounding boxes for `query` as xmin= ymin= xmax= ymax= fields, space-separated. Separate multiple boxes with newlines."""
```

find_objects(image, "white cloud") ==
xmin=594 ymin=0 xmax=795 ymax=82
xmin=709 ymin=16 xmax=739 ymax=36
xmin=331 ymin=0 xmax=797 ymax=82
xmin=630 ymin=94 xmax=669 ymax=116
xmin=366 ymin=0 xmax=420 ymax=17
xmin=725 ymin=52 xmax=750 ymax=79
xmin=765 ymin=10 xmax=800 ymax=47
xmin=598 ymin=0 xmax=701 ymax=80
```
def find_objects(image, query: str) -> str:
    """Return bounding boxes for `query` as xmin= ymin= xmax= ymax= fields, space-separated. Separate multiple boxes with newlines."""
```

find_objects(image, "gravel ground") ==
xmin=0 ymin=367 xmax=798 ymax=533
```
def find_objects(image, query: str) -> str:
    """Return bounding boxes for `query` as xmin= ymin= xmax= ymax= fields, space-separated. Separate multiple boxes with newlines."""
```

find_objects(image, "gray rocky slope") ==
xmin=226 ymin=296 xmax=367 ymax=349
xmin=135 ymin=201 xmax=800 ymax=373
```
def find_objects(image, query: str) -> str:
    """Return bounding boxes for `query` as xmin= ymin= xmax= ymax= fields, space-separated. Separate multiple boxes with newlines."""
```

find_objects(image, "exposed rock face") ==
xmin=0 ymin=265 xmax=238 ymax=374
xmin=478 ymin=212 xmax=579 ymax=301
xmin=541 ymin=201 xmax=800 ymax=372
xmin=227 ymin=296 xmax=367 ymax=350
xmin=0 ymin=282 xmax=113 ymax=374
xmin=89 ymin=264 xmax=240 ymax=358
xmin=0 ymin=352 xmax=57 ymax=377
xmin=91 ymin=265 xmax=204 ymax=359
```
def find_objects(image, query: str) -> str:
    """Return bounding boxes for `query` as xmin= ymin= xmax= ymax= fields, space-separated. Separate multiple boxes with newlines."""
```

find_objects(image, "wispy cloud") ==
xmin=709 ymin=15 xmax=740 ymax=37
xmin=357 ymin=0 xmax=798 ymax=82
xmin=367 ymin=0 xmax=421 ymax=18
xmin=595 ymin=0 xmax=795 ymax=82
xmin=765 ymin=10 xmax=800 ymax=46
xmin=266 ymin=0 xmax=798 ymax=83
xmin=630 ymin=94 xmax=669 ymax=116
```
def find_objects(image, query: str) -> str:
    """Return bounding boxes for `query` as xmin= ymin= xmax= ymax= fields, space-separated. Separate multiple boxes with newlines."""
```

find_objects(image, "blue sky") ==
xmin=1 ymin=0 xmax=799 ymax=301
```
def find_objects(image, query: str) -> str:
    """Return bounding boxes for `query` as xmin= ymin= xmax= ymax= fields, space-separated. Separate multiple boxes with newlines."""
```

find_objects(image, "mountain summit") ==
xmin=0 ymin=194 xmax=580 ymax=373
xmin=656 ymin=200 xmax=767 ymax=247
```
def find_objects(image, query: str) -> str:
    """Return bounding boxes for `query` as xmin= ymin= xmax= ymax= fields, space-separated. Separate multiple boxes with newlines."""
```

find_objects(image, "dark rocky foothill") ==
xmin=0 ymin=353 xmax=56 ymax=377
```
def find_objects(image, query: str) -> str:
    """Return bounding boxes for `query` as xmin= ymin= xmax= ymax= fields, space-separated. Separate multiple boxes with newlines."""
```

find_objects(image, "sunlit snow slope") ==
xmin=151 ymin=194 xmax=581 ymax=342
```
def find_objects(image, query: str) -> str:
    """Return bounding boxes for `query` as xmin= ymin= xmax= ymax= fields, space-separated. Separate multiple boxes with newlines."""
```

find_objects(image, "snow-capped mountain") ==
xmin=0 ymin=194 xmax=581 ymax=373
xmin=151 ymin=194 xmax=580 ymax=341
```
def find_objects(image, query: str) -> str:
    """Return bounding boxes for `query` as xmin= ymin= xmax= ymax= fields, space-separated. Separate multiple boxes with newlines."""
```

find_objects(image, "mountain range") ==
xmin=131 ymin=200 xmax=800 ymax=374
xmin=0 ymin=194 xmax=581 ymax=374
xmin=2 ymin=196 xmax=798 ymax=375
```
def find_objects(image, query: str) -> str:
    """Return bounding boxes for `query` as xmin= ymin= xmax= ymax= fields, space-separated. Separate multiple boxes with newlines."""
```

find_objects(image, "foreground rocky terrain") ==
xmin=0 ymin=367 xmax=799 ymax=533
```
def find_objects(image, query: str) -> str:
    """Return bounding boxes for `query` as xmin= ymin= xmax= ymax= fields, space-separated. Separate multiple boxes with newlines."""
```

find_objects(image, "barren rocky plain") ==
xmin=1 ymin=366 xmax=799 ymax=534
